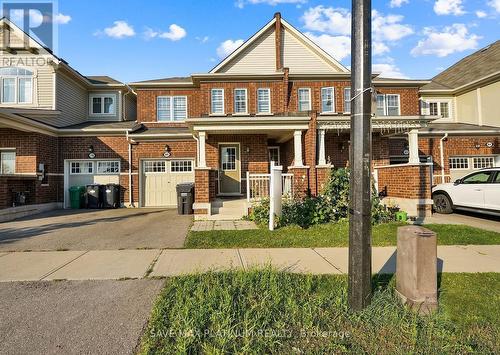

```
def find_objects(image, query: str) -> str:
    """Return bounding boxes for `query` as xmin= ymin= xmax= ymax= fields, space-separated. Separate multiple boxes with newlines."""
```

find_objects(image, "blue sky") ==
xmin=15 ymin=0 xmax=500 ymax=82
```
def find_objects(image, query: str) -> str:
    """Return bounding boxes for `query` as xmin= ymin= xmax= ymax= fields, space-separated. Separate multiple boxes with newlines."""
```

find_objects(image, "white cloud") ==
xmin=196 ymin=36 xmax=210 ymax=43
xmin=389 ymin=0 xmax=409 ymax=8
xmin=302 ymin=6 xmax=351 ymax=35
xmin=217 ymin=39 xmax=244 ymax=58
xmin=411 ymin=24 xmax=481 ymax=57
xmin=373 ymin=61 xmax=408 ymax=78
xmin=304 ymin=32 xmax=351 ymax=60
xmin=236 ymin=0 xmax=306 ymax=8
xmin=9 ymin=9 xmax=43 ymax=27
xmin=99 ymin=21 xmax=135 ymax=39
xmin=54 ymin=13 xmax=71 ymax=24
xmin=475 ymin=10 xmax=488 ymax=18
xmin=159 ymin=24 xmax=186 ymax=41
xmin=372 ymin=10 xmax=414 ymax=42
xmin=143 ymin=24 xmax=187 ymax=41
xmin=301 ymin=6 xmax=412 ymax=58
xmin=434 ymin=0 xmax=465 ymax=16
xmin=488 ymin=0 xmax=500 ymax=12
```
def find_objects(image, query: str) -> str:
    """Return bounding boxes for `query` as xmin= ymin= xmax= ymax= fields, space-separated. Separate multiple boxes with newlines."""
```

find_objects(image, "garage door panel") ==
xmin=142 ymin=160 xmax=194 ymax=208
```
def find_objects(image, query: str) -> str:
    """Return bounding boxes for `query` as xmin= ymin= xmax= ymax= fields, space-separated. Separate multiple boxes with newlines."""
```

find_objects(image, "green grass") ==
xmin=140 ymin=270 xmax=499 ymax=354
xmin=185 ymin=221 xmax=500 ymax=248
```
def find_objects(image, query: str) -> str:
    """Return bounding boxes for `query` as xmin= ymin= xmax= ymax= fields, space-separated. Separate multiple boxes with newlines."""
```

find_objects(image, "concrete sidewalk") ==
xmin=0 ymin=245 xmax=499 ymax=281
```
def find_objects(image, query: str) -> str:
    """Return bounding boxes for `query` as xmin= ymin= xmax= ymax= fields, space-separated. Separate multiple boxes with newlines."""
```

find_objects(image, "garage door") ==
xmin=66 ymin=160 xmax=121 ymax=207
xmin=142 ymin=159 xmax=195 ymax=207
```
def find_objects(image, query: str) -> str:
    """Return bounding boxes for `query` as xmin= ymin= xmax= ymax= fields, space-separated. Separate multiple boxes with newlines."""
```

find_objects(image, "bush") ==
xmin=248 ymin=168 xmax=397 ymax=228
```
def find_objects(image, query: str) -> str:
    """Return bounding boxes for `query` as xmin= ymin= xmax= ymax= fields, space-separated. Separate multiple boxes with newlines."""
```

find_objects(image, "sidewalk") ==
xmin=0 ymin=245 xmax=499 ymax=281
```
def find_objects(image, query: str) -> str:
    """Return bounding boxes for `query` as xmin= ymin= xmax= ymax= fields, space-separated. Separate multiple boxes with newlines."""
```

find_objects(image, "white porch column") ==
xmin=293 ymin=130 xmax=303 ymax=167
xmin=198 ymin=131 xmax=207 ymax=168
xmin=317 ymin=129 xmax=326 ymax=166
xmin=408 ymin=129 xmax=420 ymax=164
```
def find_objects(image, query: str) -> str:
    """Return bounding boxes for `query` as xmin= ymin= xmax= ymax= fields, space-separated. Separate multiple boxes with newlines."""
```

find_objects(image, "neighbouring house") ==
xmin=0 ymin=14 xmax=498 ymax=221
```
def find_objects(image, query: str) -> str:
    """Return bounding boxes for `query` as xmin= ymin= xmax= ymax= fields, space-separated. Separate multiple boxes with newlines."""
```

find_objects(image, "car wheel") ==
xmin=433 ymin=194 xmax=453 ymax=214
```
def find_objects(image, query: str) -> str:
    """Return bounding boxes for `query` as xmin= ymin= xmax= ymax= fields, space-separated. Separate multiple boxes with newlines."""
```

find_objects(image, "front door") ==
xmin=219 ymin=144 xmax=240 ymax=194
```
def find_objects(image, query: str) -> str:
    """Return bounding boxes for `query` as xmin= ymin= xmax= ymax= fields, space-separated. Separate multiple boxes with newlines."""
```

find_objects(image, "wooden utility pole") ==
xmin=348 ymin=0 xmax=373 ymax=311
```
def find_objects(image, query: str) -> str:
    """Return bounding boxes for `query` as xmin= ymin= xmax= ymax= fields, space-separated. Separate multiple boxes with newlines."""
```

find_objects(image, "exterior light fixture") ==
xmin=163 ymin=144 xmax=171 ymax=158
xmin=88 ymin=145 xmax=96 ymax=159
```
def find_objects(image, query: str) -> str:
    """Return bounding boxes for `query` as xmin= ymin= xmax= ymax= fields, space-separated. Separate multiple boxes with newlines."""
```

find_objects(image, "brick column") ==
xmin=289 ymin=166 xmax=310 ymax=199
xmin=304 ymin=112 xmax=318 ymax=195
xmin=316 ymin=166 xmax=332 ymax=194
xmin=193 ymin=167 xmax=212 ymax=215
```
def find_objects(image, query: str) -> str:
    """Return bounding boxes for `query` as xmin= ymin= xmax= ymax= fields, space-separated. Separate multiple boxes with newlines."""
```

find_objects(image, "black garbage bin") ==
xmin=86 ymin=184 xmax=103 ymax=209
xmin=102 ymin=184 xmax=120 ymax=209
xmin=176 ymin=183 xmax=195 ymax=215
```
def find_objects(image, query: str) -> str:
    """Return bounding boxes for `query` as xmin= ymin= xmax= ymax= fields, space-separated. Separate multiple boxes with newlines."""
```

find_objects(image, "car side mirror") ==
xmin=454 ymin=179 xmax=462 ymax=185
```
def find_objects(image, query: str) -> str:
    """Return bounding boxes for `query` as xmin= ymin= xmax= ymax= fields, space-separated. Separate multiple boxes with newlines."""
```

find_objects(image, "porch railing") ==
xmin=246 ymin=172 xmax=293 ymax=202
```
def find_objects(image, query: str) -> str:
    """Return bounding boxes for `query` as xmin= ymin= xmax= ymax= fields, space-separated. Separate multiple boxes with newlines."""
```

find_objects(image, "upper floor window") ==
xmin=234 ymin=89 xmax=247 ymax=114
xmin=426 ymin=101 xmax=450 ymax=119
xmin=211 ymin=89 xmax=224 ymax=115
xmin=0 ymin=150 xmax=15 ymax=174
xmin=90 ymin=94 xmax=116 ymax=115
xmin=298 ymin=88 xmax=311 ymax=112
xmin=0 ymin=67 xmax=33 ymax=104
xmin=257 ymin=88 xmax=271 ymax=114
xmin=344 ymin=87 xmax=351 ymax=113
xmin=376 ymin=94 xmax=400 ymax=116
xmin=157 ymin=96 xmax=187 ymax=121
xmin=321 ymin=87 xmax=335 ymax=113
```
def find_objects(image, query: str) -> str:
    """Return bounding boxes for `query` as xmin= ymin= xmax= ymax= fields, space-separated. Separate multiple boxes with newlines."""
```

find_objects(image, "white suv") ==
xmin=432 ymin=168 xmax=500 ymax=216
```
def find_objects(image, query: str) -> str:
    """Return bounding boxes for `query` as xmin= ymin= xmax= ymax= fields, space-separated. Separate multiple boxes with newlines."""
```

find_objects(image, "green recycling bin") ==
xmin=69 ymin=186 xmax=85 ymax=209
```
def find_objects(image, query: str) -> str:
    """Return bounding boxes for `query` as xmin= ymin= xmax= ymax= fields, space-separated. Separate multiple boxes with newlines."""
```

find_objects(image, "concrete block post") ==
xmin=396 ymin=225 xmax=438 ymax=315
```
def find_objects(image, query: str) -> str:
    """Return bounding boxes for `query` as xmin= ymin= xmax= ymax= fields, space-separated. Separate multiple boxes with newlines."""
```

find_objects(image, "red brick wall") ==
xmin=418 ymin=136 xmax=499 ymax=174
xmin=376 ymin=87 xmax=420 ymax=116
xmin=376 ymin=164 xmax=432 ymax=200
xmin=0 ymin=128 xmax=37 ymax=173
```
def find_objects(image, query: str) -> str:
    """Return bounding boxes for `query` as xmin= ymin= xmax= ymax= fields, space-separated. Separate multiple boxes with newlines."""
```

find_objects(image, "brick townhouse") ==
xmin=0 ymin=14 xmax=498 ymax=221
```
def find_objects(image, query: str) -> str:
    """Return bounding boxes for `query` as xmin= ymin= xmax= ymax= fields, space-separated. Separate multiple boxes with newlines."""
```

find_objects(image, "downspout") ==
xmin=439 ymin=133 xmax=448 ymax=184
xmin=122 ymin=85 xmax=135 ymax=121
xmin=193 ymin=133 xmax=200 ymax=166
xmin=126 ymin=131 xmax=135 ymax=207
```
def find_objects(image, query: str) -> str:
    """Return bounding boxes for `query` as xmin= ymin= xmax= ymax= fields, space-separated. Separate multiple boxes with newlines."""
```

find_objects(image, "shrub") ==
xmin=248 ymin=168 xmax=397 ymax=228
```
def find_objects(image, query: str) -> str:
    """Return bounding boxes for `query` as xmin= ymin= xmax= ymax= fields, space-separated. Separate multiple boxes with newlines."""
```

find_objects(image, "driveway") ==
xmin=422 ymin=210 xmax=500 ymax=233
xmin=0 ymin=279 xmax=163 ymax=354
xmin=0 ymin=208 xmax=192 ymax=251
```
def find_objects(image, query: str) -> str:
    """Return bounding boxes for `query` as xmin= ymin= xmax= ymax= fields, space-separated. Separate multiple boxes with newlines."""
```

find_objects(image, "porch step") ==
xmin=207 ymin=198 xmax=248 ymax=221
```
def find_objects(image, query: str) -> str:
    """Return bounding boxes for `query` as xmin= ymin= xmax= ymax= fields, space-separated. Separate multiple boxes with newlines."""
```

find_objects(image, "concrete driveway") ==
xmin=0 ymin=279 xmax=163 ymax=354
xmin=422 ymin=210 xmax=500 ymax=233
xmin=0 ymin=208 xmax=192 ymax=251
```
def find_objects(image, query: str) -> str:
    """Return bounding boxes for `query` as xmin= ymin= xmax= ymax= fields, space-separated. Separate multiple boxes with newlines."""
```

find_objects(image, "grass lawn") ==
xmin=140 ymin=270 xmax=499 ymax=354
xmin=185 ymin=221 xmax=500 ymax=248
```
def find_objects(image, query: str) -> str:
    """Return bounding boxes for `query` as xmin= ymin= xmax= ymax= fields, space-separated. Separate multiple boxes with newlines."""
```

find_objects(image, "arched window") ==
xmin=0 ymin=67 xmax=33 ymax=104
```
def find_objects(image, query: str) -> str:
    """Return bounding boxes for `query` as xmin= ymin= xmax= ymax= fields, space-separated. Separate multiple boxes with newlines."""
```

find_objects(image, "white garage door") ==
xmin=65 ymin=160 xmax=121 ymax=207
xmin=142 ymin=159 xmax=195 ymax=207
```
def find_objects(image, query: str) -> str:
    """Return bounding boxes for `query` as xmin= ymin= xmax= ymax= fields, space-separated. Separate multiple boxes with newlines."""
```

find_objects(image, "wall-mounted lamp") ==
xmin=163 ymin=144 xmax=171 ymax=158
xmin=88 ymin=145 xmax=96 ymax=159
xmin=245 ymin=146 xmax=250 ymax=153
xmin=474 ymin=142 xmax=481 ymax=150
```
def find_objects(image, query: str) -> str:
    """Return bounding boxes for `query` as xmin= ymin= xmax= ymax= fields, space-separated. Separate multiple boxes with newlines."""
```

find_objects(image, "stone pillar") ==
xmin=293 ymin=130 xmax=303 ymax=167
xmin=408 ymin=129 xmax=420 ymax=164
xmin=317 ymin=129 xmax=326 ymax=166
xmin=198 ymin=131 xmax=207 ymax=168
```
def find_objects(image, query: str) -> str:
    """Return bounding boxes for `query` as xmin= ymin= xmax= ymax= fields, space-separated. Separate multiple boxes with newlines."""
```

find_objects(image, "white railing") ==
xmin=246 ymin=172 xmax=293 ymax=201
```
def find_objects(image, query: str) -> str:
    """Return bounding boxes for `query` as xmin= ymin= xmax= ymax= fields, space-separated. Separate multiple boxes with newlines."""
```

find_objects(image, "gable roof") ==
xmin=210 ymin=13 xmax=349 ymax=75
xmin=421 ymin=40 xmax=500 ymax=92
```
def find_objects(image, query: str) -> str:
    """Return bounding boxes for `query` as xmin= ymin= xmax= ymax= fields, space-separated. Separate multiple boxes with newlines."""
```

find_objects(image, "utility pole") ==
xmin=348 ymin=0 xmax=373 ymax=311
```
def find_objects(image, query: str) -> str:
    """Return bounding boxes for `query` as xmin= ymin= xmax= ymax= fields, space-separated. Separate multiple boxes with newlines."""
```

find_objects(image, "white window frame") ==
xmin=210 ymin=88 xmax=224 ymax=115
xmin=423 ymin=99 xmax=452 ymax=119
xmin=143 ymin=160 xmax=167 ymax=173
xmin=473 ymin=156 xmax=495 ymax=170
xmin=321 ymin=87 xmax=335 ymax=113
xmin=0 ymin=67 xmax=33 ymax=105
xmin=97 ymin=160 xmax=120 ymax=174
xmin=221 ymin=146 xmax=237 ymax=171
xmin=344 ymin=87 xmax=351 ymax=113
xmin=257 ymin=88 xmax=271 ymax=114
xmin=70 ymin=161 xmax=94 ymax=175
xmin=376 ymin=94 xmax=401 ymax=116
xmin=157 ymin=96 xmax=188 ymax=121
xmin=0 ymin=150 xmax=16 ymax=174
xmin=170 ymin=160 xmax=194 ymax=173
xmin=298 ymin=88 xmax=311 ymax=112
xmin=89 ymin=93 xmax=117 ymax=116
xmin=233 ymin=88 xmax=248 ymax=114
